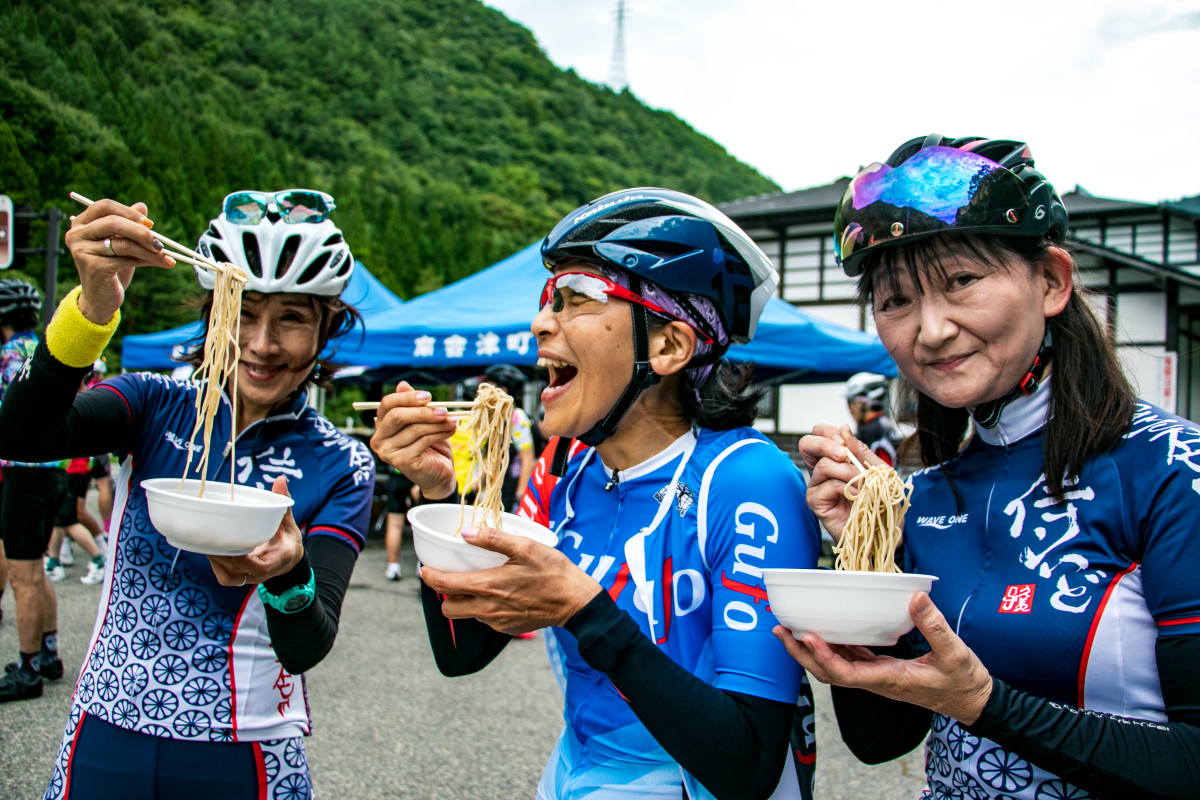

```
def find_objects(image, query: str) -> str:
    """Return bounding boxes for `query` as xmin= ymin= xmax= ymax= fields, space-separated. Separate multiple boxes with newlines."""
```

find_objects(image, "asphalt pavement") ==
xmin=0 ymin=502 xmax=925 ymax=800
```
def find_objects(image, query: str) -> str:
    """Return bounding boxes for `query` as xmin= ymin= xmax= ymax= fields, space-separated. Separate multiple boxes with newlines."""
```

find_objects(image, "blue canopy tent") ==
xmin=120 ymin=261 xmax=408 ymax=371
xmin=353 ymin=243 xmax=895 ymax=383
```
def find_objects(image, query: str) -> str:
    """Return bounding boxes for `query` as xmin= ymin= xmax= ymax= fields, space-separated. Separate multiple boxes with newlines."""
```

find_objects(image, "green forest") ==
xmin=0 ymin=0 xmax=777 ymax=357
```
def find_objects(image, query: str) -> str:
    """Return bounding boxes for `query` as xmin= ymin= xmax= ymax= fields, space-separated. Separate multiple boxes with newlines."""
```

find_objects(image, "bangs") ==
xmin=857 ymin=233 xmax=1048 ymax=307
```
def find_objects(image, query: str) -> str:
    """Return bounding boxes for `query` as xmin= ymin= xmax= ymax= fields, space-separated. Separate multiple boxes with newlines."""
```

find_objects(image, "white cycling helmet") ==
xmin=195 ymin=203 xmax=353 ymax=296
xmin=845 ymin=372 xmax=889 ymax=403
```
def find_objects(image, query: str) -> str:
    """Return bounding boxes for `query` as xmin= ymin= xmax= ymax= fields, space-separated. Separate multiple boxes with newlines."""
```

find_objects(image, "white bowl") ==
xmin=407 ymin=503 xmax=557 ymax=573
xmin=142 ymin=478 xmax=295 ymax=556
xmin=764 ymin=568 xmax=938 ymax=647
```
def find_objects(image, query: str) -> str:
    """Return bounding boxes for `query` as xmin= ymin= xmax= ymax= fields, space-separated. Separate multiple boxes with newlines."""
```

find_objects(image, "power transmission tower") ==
xmin=608 ymin=0 xmax=628 ymax=91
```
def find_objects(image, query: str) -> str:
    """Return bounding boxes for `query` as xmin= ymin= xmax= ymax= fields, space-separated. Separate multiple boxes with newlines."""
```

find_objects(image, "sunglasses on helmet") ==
xmin=222 ymin=190 xmax=337 ymax=225
xmin=539 ymin=271 xmax=714 ymax=345
xmin=834 ymin=146 xmax=1039 ymax=274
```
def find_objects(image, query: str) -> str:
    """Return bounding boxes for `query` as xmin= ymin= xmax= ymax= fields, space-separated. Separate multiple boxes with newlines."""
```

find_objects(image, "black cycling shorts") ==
xmin=1 ymin=466 xmax=66 ymax=559
xmin=90 ymin=455 xmax=112 ymax=480
xmin=385 ymin=472 xmax=416 ymax=514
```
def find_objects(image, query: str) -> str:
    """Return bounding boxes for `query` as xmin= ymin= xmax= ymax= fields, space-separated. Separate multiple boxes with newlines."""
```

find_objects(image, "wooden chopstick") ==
xmin=844 ymin=447 xmax=868 ymax=475
xmin=69 ymin=192 xmax=229 ymax=276
xmin=351 ymin=400 xmax=477 ymax=412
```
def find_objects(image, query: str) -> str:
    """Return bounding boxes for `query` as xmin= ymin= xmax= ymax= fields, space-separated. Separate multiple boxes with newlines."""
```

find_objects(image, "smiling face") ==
xmin=870 ymin=242 xmax=1072 ymax=410
xmin=234 ymin=291 xmax=323 ymax=420
xmin=533 ymin=263 xmax=637 ymax=439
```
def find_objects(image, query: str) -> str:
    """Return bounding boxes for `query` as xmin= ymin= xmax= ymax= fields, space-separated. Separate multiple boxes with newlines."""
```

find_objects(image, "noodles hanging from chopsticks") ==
xmin=455 ymin=383 xmax=514 ymax=535
xmin=834 ymin=462 xmax=911 ymax=573
xmin=180 ymin=262 xmax=247 ymax=500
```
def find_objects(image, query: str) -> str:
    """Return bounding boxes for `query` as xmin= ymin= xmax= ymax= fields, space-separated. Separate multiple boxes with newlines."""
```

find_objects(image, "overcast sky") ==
xmin=485 ymin=0 xmax=1200 ymax=204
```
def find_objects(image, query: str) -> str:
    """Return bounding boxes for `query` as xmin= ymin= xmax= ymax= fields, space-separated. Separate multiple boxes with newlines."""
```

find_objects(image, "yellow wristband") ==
xmin=45 ymin=286 xmax=120 ymax=369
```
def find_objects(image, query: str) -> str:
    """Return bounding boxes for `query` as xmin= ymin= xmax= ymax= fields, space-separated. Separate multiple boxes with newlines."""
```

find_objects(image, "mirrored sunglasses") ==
xmin=223 ymin=189 xmax=337 ymax=225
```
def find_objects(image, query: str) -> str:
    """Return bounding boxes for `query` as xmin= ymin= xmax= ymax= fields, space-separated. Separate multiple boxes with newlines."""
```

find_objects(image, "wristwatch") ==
xmin=257 ymin=568 xmax=316 ymax=614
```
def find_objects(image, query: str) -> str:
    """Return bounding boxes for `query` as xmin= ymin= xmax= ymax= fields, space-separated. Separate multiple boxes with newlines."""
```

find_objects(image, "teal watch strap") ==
xmin=258 ymin=568 xmax=317 ymax=614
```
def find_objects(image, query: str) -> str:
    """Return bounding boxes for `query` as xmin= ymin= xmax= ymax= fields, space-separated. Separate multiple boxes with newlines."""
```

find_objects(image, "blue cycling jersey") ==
xmin=43 ymin=371 xmax=373 ymax=799
xmin=904 ymin=381 xmax=1200 ymax=800
xmin=520 ymin=427 xmax=821 ymax=800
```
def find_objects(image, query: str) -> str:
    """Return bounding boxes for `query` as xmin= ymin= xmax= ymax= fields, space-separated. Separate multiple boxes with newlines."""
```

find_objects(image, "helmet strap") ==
xmin=971 ymin=329 xmax=1052 ymax=429
xmin=550 ymin=275 xmax=661 ymax=475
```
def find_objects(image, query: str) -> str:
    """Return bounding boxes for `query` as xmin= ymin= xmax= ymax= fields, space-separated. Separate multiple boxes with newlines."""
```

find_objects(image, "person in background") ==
xmin=786 ymin=134 xmax=1200 ymax=800
xmin=383 ymin=467 xmax=417 ymax=581
xmin=843 ymin=372 xmax=903 ymax=467
xmin=85 ymin=359 xmax=115 ymax=537
xmin=43 ymin=453 xmax=106 ymax=585
xmin=482 ymin=363 xmax=536 ymax=513
xmin=373 ymin=188 xmax=821 ymax=800
xmin=0 ymin=278 xmax=66 ymax=703
xmin=0 ymin=190 xmax=374 ymax=798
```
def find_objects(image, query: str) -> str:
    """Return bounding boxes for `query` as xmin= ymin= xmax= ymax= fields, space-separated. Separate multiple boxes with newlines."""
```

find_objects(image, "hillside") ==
xmin=0 ymin=0 xmax=776 ymax=342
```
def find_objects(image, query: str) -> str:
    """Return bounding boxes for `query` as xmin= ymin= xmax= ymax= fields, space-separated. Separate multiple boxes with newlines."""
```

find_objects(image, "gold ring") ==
xmin=103 ymin=238 xmax=115 ymax=256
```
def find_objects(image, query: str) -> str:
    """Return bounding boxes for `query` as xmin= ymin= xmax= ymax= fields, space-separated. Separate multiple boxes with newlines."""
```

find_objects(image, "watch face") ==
xmin=282 ymin=593 xmax=311 ymax=612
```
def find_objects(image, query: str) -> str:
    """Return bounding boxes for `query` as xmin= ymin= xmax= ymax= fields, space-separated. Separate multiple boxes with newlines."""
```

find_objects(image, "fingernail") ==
xmin=141 ymin=218 xmax=155 ymax=229
xmin=914 ymin=593 xmax=932 ymax=615
xmin=69 ymin=215 xmax=76 ymax=223
xmin=151 ymin=239 xmax=164 ymax=252
xmin=433 ymin=407 xmax=447 ymax=417
xmin=415 ymin=391 xmax=431 ymax=402
xmin=461 ymin=528 xmax=477 ymax=539
xmin=164 ymin=255 xmax=176 ymax=267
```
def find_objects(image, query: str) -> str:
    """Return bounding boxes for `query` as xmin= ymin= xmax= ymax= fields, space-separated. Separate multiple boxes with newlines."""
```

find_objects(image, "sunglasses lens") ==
xmin=834 ymin=147 xmax=1032 ymax=265
xmin=225 ymin=192 xmax=267 ymax=225
xmin=277 ymin=191 xmax=331 ymax=224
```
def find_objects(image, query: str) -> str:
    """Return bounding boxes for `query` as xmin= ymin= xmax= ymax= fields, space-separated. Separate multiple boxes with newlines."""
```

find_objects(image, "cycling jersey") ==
xmin=900 ymin=379 xmax=1200 ymax=799
xmin=1 ymin=331 xmax=61 ymax=469
xmin=519 ymin=426 xmax=821 ymax=800
xmin=24 ymin=369 xmax=374 ymax=799
xmin=856 ymin=412 xmax=903 ymax=468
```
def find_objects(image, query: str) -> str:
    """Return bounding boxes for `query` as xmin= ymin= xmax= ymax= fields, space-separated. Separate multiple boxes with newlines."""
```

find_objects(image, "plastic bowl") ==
xmin=764 ymin=568 xmax=938 ymax=647
xmin=142 ymin=478 xmax=295 ymax=556
xmin=407 ymin=503 xmax=557 ymax=573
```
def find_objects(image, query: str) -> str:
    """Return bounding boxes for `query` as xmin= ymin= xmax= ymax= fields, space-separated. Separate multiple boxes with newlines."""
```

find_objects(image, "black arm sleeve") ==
xmin=261 ymin=535 xmax=358 ymax=675
xmin=419 ymin=580 xmax=512 ymax=675
xmin=564 ymin=590 xmax=795 ymax=800
xmin=829 ymin=638 xmax=932 ymax=763
xmin=0 ymin=340 xmax=131 ymax=460
xmin=963 ymin=634 xmax=1200 ymax=800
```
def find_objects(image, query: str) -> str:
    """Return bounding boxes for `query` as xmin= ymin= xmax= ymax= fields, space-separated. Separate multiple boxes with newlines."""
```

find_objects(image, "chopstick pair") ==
xmin=352 ymin=399 xmax=476 ymax=420
xmin=69 ymin=192 xmax=241 ymax=280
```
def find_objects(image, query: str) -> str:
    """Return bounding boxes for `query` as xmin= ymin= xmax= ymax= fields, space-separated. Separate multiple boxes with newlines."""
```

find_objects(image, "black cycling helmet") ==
xmin=542 ymin=187 xmax=777 ymax=345
xmin=835 ymin=134 xmax=1069 ymax=277
xmin=483 ymin=364 xmax=526 ymax=392
xmin=0 ymin=279 xmax=42 ymax=316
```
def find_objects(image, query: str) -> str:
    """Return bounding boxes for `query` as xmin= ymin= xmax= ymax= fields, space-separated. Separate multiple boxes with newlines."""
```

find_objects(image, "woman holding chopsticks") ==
xmin=0 ymin=192 xmax=374 ymax=799
xmin=786 ymin=135 xmax=1200 ymax=800
xmin=372 ymin=188 xmax=822 ymax=800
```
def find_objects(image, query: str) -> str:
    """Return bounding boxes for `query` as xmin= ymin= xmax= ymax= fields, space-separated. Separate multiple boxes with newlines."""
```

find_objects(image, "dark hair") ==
xmin=858 ymin=233 xmax=1135 ymax=502
xmin=645 ymin=315 xmax=765 ymax=430
xmin=184 ymin=292 xmax=363 ymax=390
xmin=1 ymin=307 xmax=40 ymax=333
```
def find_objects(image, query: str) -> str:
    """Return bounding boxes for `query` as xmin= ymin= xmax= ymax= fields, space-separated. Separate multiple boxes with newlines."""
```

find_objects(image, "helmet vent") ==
xmin=210 ymin=244 xmax=231 ymax=266
xmin=276 ymin=235 xmax=302 ymax=279
xmin=332 ymin=251 xmax=352 ymax=277
xmin=296 ymin=253 xmax=331 ymax=286
xmin=206 ymin=224 xmax=222 ymax=240
xmin=323 ymin=233 xmax=344 ymax=246
xmin=240 ymin=233 xmax=263 ymax=279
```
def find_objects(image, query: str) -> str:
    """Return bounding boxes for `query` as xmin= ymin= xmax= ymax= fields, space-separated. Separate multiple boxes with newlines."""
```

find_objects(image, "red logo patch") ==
xmin=999 ymin=584 xmax=1035 ymax=614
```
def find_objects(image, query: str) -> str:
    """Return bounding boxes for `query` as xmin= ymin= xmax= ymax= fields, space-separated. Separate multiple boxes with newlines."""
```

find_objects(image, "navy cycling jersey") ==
xmin=519 ymin=427 xmax=821 ymax=800
xmin=64 ymin=371 xmax=373 ymax=746
xmin=903 ymin=381 xmax=1200 ymax=800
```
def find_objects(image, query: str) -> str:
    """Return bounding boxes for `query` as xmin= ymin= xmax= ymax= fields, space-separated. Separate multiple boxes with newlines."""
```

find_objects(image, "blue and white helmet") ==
xmin=542 ymin=188 xmax=777 ymax=345
xmin=196 ymin=213 xmax=353 ymax=296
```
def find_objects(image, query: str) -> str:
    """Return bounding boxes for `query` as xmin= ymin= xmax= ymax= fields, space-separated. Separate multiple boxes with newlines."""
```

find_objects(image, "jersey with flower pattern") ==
xmin=906 ymin=399 xmax=1200 ymax=800
xmin=63 ymin=371 xmax=372 ymax=745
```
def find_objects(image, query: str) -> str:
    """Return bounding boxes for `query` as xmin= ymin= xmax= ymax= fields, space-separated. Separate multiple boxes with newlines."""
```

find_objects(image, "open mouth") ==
xmin=538 ymin=357 xmax=577 ymax=389
xmin=241 ymin=361 xmax=285 ymax=381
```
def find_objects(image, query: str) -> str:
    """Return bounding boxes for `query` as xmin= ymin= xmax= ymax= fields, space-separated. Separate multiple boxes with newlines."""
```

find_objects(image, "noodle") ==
xmin=834 ymin=462 xmax=911 ymax=573
xmin=455 ymin=383 xmax=515 ymax=535
xmin=180 ymin=262 xmax=247 ymax=500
